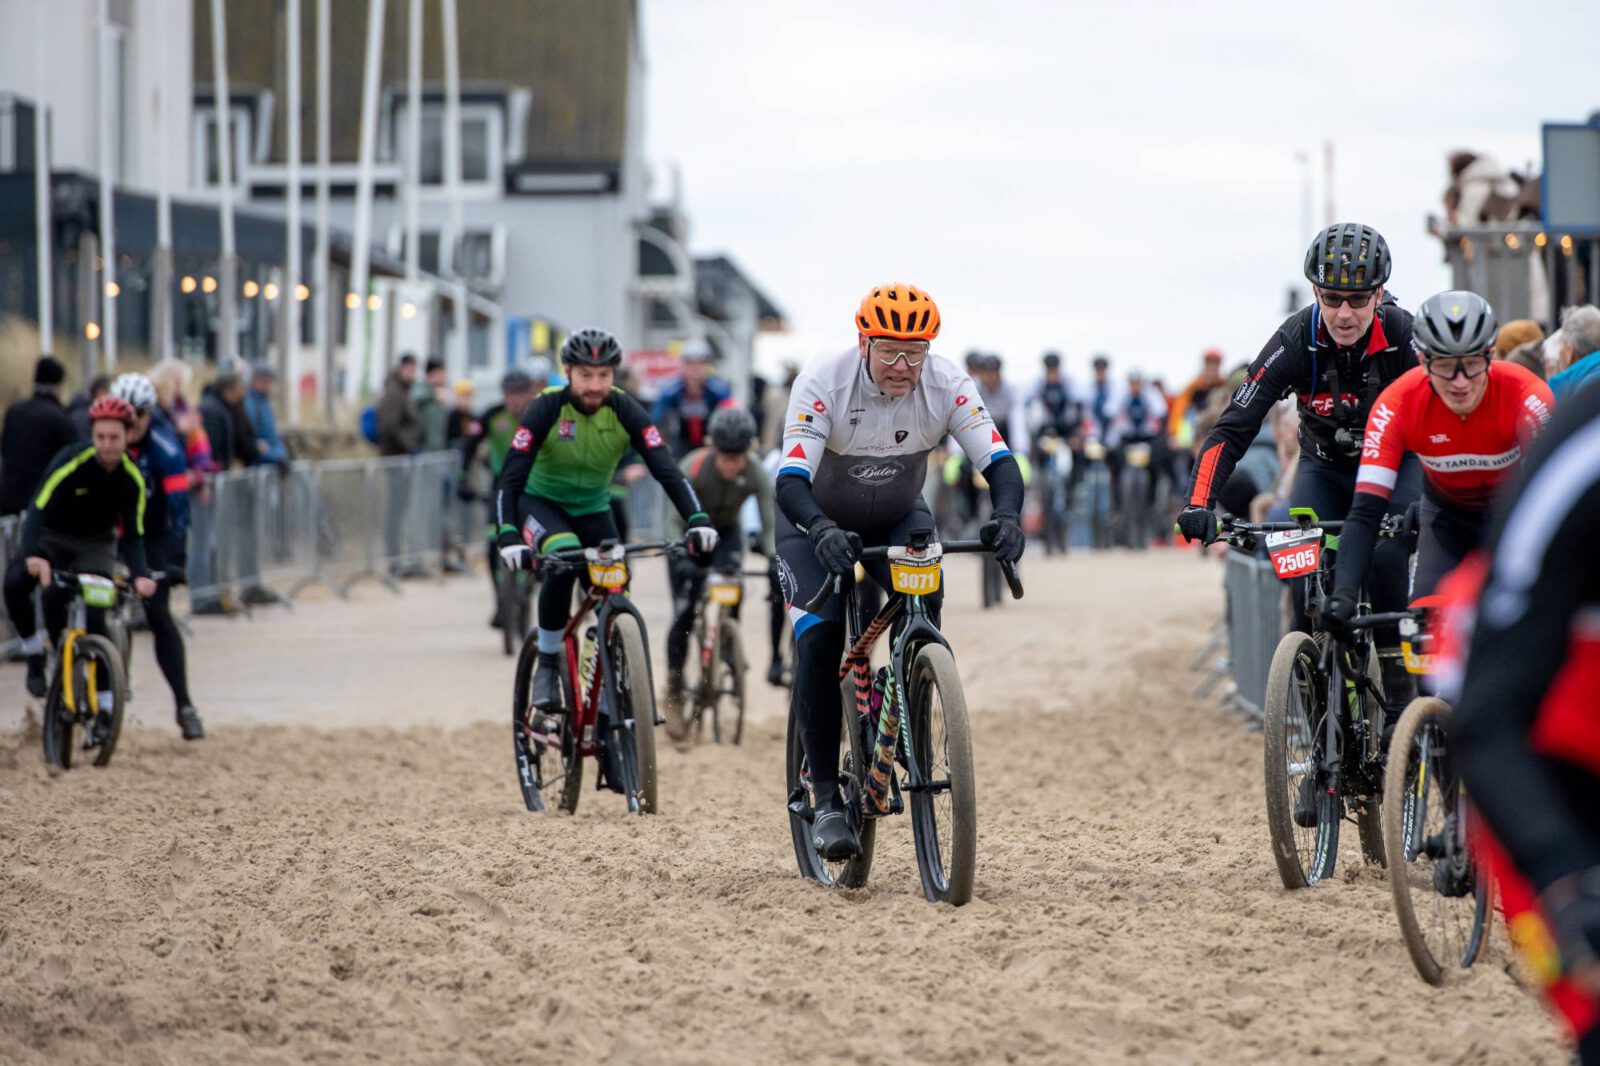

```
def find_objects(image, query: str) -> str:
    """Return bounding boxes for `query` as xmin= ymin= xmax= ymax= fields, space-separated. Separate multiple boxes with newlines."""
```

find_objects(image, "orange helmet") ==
xmin=856 ymin=282 xmax=940 ymax=341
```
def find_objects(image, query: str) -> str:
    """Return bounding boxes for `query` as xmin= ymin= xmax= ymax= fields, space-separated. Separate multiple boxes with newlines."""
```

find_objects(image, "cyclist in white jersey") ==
xmin=775 ymin=283 xmax=1026 ymax=860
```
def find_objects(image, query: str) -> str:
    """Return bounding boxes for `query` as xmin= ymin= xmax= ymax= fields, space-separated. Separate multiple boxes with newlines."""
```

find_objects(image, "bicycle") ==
xmin=670 ymin=565 xmax=764 ymax=746
xmin=1079 ymin=438 xmax=1114 ymax=550
xmin=510 ymin=539 xmax=675 ymax=815
xmin=788 ymin=525 xmax=1022 ymax=905
xmin=1223 ymin=509 xmax=1397 ymax=888
xmin=1116 ymin=439 xmax=1156 ymax=549
xmin=1382 ymin=604 xmax=1494 ymax=984
xmin=37 ymin=569 xmax=130 ymax=770
xmin=1036 ymin=431 xmax=1073 ymax=556
xmin=493 ymin=556 xmax=537 ymax=657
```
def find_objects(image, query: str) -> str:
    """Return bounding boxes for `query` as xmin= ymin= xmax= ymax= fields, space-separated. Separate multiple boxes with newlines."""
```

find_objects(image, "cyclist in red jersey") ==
xmin=1449 ymin=379 xmax=1600 ymax=1064
xmin=1323 ymin=290 xmax=1553 ymax=642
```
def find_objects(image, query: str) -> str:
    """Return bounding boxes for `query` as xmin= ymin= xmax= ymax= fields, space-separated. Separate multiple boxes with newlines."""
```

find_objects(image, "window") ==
xmin=388 ymin=227 xmax=498 ymax=283
xmin=391 ymin=102 xmax=501 ymax=192
xmin=192 ymin=105 xmax=253 ymax=188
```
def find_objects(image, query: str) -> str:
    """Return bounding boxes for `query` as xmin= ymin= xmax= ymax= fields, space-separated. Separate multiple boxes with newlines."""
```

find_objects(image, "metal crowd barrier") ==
xmin=185 ymin=451 xmax=475 ymax=606
xmin=1219 ymin=549 xmax=1291 ymax=722
xmin=1 ymin=514 xmax=22 ymax=656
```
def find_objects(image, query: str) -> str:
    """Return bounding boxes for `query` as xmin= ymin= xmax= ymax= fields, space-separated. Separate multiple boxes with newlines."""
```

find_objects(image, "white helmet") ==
xmin=111 ymin=372 xmax=158 ymax=413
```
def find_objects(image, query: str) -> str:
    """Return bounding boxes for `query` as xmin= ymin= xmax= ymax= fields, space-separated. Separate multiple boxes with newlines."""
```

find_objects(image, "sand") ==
xmin=0 ymin=550 xmax=1567 ymax=1064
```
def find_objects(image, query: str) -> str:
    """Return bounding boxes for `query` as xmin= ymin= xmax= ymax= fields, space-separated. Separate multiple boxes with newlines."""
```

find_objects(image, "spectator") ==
xmin=1493 ymin=319 xmax=1545 ymax=360
xmin=416 ymin=357 xmax=449 ymax=452
xmin=1504 ymin=339 xmax=1548 ymax=380
xmin=376 ymin=353 xmax=423 ymax=457
xmin=244 ymin=362 xmax=290 ymax=466
xmin=0 ymin=356 xmax=78 ymax=518
xmin=66 ymin=373 xmax=113 ymax=440
xmin=200 ymin=371 xmax=248 ymax=470
xmin=1547 ymin=306 xmax=1600 ymax=400
xmin=150 ymin=358 xmax=218 ymax=479
xmin=445 ymin=379 xmax=476 ymax=446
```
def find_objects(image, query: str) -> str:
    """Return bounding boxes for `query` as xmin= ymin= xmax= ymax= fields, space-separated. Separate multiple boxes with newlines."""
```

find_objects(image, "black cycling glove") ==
xmin=988 ymin=509 xmax=1026 ymax=564
xmin=807 ymin=519 xmax=860 ymax=577
xmin=1175 ymin=505 xmax=1217 ymax=545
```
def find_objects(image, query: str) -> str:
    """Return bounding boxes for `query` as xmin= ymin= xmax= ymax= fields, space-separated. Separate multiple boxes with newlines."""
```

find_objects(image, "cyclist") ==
xmin=651 ymin=339 xmax=732 ymax=458
xmin=1323 ymin=291 xmax=1553 ymax=636
xmin=111 ymin=373 xmax=205 ymax=740
xmin=661 ymin=406 xmax=777 ymax=735
xmin=3 ymin=395 xmax=154 ymax=702
xmin=459 ymin=368 xmax=537 ymax=619
xmin=496 ymin=328 xmax=718 ymax=708
xmin=1452 ymin=380 xmax=1600 ymax=1064
xmin=777 ymin=283 xmax=1025 ymax=861
xmin=1108 ymin=370 xmax=1169 ymax=535
xmin=1176 ymin=222 xmax=1424 ymax=703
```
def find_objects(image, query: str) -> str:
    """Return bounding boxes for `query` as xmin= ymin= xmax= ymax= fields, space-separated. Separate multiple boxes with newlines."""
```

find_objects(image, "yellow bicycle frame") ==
xmin=58 ymin=628 xmax=98 ymax=714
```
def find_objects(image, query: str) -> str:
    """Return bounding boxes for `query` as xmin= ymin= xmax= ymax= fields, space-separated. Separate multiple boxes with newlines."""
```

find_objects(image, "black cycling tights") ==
xmin=793 ymin=619 xmax=845 ymax=795
xmin=142 ymin=584 xmax=192 ymax=710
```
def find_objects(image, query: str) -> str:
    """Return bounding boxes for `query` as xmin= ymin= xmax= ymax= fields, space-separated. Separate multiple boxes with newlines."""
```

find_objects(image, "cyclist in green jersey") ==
xmin=460 ymin=369 xmax=538 ymax=612
xmin=497 ymin=328 xmax=717 ymax=707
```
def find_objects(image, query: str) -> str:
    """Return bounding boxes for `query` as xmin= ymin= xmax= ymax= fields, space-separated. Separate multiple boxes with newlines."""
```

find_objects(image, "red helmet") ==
xmin=88 ymin=394 xmax=137 ymax=428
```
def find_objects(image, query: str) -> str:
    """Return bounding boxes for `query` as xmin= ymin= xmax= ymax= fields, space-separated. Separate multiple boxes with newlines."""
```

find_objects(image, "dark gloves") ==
xmin=807 ymin=519 xmax=860 ymax=577
xmin=988 ymin=509 xmax=1026 ymax=564
xmin=455 ymin=480 xmax=476 ymax=503
xmin=1542 ymin=868 xmax=1600 ymax=991
xmin=684 ymin=513 xmax=719 ymax=564
xmin=162 ymin=563 xmax=188 ymax=588
xmin=1321 ymin=590 xmax=1358 ymax=641
xmin=1175 ymin=505 xmax=1217 ymax=545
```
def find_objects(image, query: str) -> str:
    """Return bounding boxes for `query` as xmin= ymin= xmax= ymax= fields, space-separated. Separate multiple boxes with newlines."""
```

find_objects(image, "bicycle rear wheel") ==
xmin=1263 ymin=631 xmax=1339 ymax=888
xmin=907 ymin=643 xmax=977 ymax=905
xmin=607 ymin=613 xmax=658 ymax=815
xmin=786 ymin=670 xmax=876 ymax=888
xmin=1383 ymin=697 xmax=1492 ymax=984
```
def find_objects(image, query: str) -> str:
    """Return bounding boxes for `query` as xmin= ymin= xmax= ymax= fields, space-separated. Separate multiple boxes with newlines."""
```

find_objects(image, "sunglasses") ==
xmin=1317 ymin=289 xmax=1376 ymax=309
xmin=871 ymin=339 xmax=929 ymax=368
xmin=1424 ymin=354 xmax=1490 ymax=381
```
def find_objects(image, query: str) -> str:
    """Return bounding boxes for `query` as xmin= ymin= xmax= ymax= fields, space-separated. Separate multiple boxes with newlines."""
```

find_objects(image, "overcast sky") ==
xmin=641 ymin=0 xmax=1598 ymax=385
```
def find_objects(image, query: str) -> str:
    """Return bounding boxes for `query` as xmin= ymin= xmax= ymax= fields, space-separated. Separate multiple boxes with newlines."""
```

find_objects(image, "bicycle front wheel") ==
xmin=1263 ymin=631 xmax=1338 ymax=888
xmin=714 ymin=619 xmax=746 ymax=746
xmin=906 ymin=643 xmax=977 ymax=905
xmin=608 ymin=613 xmax=658 ymax=815
xmin=1383 ymin=697 xmax=1492 ymax=984
xmin=43 ymin=635 xmax=126 ymax=770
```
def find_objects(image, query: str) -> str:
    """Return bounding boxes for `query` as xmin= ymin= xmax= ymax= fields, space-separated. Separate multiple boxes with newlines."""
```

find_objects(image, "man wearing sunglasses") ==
xmin=1323 ymin=290 xmax=1553 ymax=642
xmin=774 ymin=282 xmax=1025 ymax=861
xmin=1177 ymin=223 xmax=1424 ymax=698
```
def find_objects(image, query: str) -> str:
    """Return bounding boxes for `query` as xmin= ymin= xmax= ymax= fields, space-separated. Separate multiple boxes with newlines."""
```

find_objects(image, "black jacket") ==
xmin=1185 ymin=300 xmax=1418 ymax=509
xmin=200 ymin=388 xmax=244 ymax=470
xmin=20 ymin=443 xmax=149 ymax=576
xmin=0 ymin=390 xmax=81 ymax=516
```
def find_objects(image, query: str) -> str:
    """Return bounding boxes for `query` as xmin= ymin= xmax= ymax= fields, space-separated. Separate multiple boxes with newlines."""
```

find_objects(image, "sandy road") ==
xmin=0 ymin=550 xmax=1565 ymax=1064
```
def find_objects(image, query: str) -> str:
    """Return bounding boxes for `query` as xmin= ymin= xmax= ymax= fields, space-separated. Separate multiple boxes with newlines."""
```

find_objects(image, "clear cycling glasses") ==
xmin=1317 ymin=289 xmax=1376 ymax=309
xmin=1424 ymin=354 xmax=1491 ymax=381
xmin=871 ymin=338 xmax=930 ymax=368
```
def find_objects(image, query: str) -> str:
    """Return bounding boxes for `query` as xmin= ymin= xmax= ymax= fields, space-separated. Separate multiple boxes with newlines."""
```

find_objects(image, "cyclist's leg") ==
xmin=1287 ymin=456 xmax=1353 ymax=634
xmin=521 ymin=500 xmax=584 ymax=703
xmin=609 ymin=494 xmax=630 ymax=543
xmin=483 ymin=496 xmax=501 ymax=603
xmin=776 ymin=516 xmax=847 ymax=799
xmin=1409 ymin=498 xmax=1483 ymax=602
xmin=142 ymin=573 xmax=194 ymax=712
xmin=3 ymin=550 xmax=48 ymax=694
xmin=1369 ymin=456 xmax=1423 ymax=712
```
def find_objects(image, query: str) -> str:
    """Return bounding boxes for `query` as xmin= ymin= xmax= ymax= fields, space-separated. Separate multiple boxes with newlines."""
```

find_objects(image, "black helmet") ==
xmin=560 ymin=327 xmax=623 ymax=368
xmin=1413 ymin=290 xmax=1498 ymax=358
xmin=708 ymin=406 xmax=757 ymax=454
xmin=500 ymin=368 xmax=534 ymax=393
xmin=1304 ymin=223 xmax=1391 ymax=292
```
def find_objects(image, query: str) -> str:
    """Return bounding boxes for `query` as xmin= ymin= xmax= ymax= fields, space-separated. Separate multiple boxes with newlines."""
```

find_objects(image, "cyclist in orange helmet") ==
xmin=774 ymin=283 xmax=1025 ymax=860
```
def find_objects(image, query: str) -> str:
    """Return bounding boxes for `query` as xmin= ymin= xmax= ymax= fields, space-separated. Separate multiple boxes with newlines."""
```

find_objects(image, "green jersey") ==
xmin=495 ymin=386 xmax=704 ymax=535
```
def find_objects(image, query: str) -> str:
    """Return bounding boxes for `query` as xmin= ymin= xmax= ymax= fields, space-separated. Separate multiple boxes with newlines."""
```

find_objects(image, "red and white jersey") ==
xmin=1354 ymin=362 xmax=1554 ymax=509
